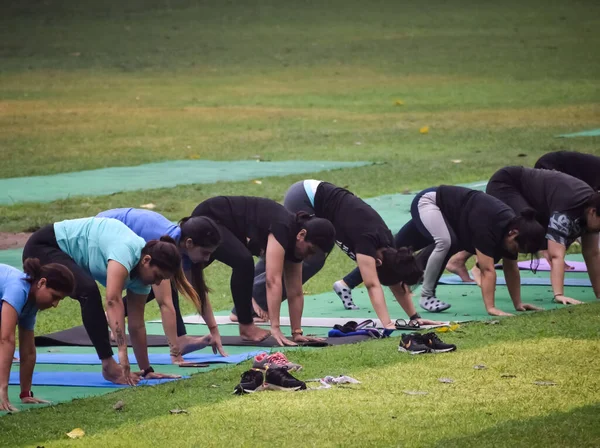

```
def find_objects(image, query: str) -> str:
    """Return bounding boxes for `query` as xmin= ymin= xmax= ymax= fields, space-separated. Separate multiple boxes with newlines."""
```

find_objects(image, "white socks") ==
xmin=333 ymin=281 xmax=359 ymax=310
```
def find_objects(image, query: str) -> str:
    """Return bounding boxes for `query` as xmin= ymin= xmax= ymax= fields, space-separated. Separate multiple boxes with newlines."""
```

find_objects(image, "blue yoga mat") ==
xmin=439 ymin=275 xmax=591 ymax=287
xmin=8 ymin=371 xmax=187 ymax=388
xmin=14 ymin=350 xmax=261 ymax=366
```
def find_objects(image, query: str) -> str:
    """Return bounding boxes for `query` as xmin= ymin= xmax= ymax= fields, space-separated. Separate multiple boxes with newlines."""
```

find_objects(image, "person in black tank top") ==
xmin=191 ymin=196 xmax=335 ymax=346
xmin=253 ymin=181 xmax=441 ymax=330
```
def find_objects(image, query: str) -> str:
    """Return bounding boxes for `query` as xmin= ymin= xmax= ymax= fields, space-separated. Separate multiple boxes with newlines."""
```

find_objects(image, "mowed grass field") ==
xmin=0 ymin=0 xmax=599 ymax=446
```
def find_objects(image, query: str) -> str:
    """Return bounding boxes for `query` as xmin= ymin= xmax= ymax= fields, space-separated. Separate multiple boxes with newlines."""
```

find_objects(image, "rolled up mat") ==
xmin=174 ymin=315 xmax=454 ymax=329
xmin=35 ymin=326 xmax=371 ymax=348
xmin=439 ymin=275 xmax=591 ymax=287
xmin=8 ymin=371 xmax=187 ymax=388
xmin=517 ymin=259 xmax=587 ymax=272
xmin=14 ymin=351 xmax=261 ymax=366
xmin=494 ymin=259 xmax=587 ymax=272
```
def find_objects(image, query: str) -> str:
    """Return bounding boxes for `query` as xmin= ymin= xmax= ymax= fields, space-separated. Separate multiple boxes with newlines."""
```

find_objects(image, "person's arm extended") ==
xmin=152 ymin=280 xmax=183 ymax=362
xmin=503 ymin=258 xmax=542 ymax=312
xmin=356 ymin=254 xmax=393 ymax=329
xmin=283 ymin=261 xmax=303 ymax=336
xmin=105 ymin=260 xmax=135 ymax=385
xmin=265 ymin=234 xmax=295 ymax=346
xmin=184 ymin=268 xmax=226 ymax=357
xmin=0 ymin=303 xmax=17 ymax=411
xmin=476 ymin=251 xmax=512 ymax=316
xmin=127 ymin=291 xmax=181 ymax=380
xmin=582 ymin=232 xmax=600 ymax=299
xmin=548 ymin=240 xmax=582 ymax=305
xmin=17 ymin=327 xmax=49 ymax=405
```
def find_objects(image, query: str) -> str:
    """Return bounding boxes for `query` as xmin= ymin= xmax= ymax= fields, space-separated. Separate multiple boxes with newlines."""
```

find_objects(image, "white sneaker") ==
xmin=333 ymin=281 xmax=359 ymax=310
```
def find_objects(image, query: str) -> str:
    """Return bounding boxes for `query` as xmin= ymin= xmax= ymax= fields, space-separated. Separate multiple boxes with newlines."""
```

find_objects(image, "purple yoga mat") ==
xmin=516 ymin=259 xmax=587 ymax=272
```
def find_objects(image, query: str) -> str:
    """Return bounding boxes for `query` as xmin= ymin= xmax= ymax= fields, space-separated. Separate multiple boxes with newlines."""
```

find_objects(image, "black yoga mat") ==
xmin=35 ymin=326 xmax=373 ymax=348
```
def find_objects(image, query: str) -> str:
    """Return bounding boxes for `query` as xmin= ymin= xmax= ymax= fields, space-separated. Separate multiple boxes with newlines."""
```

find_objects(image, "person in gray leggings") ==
xmin=339 ymin=185 xmax=548 ymax=315
xmin=247 ymin=180 xmax=440 ymax=329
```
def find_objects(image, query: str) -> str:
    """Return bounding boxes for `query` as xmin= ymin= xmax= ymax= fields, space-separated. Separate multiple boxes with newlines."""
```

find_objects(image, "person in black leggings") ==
xmin=191 ymin=196 xmax=336 ymax=346
xmin=23 ymin=217 xmax=197 ymax=385
xmin=252 ymin=180 xmax=436 ymax=330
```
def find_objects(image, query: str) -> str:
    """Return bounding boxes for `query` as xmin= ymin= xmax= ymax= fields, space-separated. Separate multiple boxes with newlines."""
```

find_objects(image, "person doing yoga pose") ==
xmin=22 ymin=217 xmax=195 ymax=385
xmin=0 ymin=259 xmax=74 ymax=412
xmin=486 ymin=167 xmax=600 ymax=306
xmin=251 ymin=181 xmax=437 ymax=330
xmin=191 ymin=196 xmax=336 ymax=347
xmin=358 ymin=185 xmax=546 ymax=316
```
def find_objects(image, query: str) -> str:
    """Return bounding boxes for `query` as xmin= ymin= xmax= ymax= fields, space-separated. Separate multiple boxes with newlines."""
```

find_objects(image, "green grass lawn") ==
xmin=0 ymin=0 xmax=599 ymax=446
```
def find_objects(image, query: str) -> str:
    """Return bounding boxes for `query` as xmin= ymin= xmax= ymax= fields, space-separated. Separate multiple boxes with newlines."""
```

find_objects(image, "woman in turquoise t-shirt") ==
xmin=0 ymin=258 xmax=74 ymax=412
xmin=23 ymin=217 xmax=198 ymax=386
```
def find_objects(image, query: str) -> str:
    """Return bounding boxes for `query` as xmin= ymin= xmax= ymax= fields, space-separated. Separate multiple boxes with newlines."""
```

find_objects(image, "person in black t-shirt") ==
xmin=252 ymin=181 xmax=440 ymax=330
xmin=385 ymin=185 xmax=547 ymax=316
xmin=534 ymin=151 xmax=600 ymax=192
xmin=191 ymin=196 xmax=335 ymax=346
xmin=487 ymin=166 xmax=600 ymax=305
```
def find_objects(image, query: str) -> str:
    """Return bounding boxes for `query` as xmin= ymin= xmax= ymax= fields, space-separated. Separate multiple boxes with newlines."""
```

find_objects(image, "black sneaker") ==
xmin=420 ymin=332 xmax=457 ymax=353
xmin=264 ymin=367 xmax=307 ymax=391
xmin=233 ymin=369 xmax=265 ymax=394
xmin=398 ymin=333 xmax=431 ymax=355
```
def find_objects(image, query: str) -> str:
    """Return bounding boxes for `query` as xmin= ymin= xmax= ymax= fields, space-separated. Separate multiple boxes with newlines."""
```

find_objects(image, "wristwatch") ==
xmin=19 ymin=390 xmax=33 ymax=399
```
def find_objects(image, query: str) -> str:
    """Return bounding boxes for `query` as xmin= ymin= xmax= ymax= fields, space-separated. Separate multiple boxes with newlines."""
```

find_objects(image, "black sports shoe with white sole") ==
xmin=398 ymin=333 xmax=431 ymax=355
xmin=419 ymin=332 xmax=457 ymax=353
xmin=264 ymin=367 xmax=307 ymax=391
xmin=233 ymin=369 xmax=265 ymax=394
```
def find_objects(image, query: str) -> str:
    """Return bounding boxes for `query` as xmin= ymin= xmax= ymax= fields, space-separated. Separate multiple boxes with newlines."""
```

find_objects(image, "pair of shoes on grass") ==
xmin=233 ymin=352 xmax=306 ymax=394
xmin=233 ymin=367 xmax=307 ymax=394
xmin=398 ymin=332 xmax=457 ymax=355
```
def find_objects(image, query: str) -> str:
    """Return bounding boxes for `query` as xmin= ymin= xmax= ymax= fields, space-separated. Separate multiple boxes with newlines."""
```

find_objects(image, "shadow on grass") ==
xmin=436 ymin=402 xmax=600 ymax=448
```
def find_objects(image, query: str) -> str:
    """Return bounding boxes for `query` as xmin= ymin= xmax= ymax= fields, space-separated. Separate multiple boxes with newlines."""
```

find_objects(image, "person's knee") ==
xmin=75 ymin=278 xmax=102 ymax=304
xmin=234 ymin=254 xmax=255 ymax=277
xmin=434 ymin=234 xmax=452 ymax=252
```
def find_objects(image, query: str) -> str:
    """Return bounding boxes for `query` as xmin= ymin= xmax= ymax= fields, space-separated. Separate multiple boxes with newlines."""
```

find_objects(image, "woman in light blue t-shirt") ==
xmin=22 ymin=217 xmax=199 ymax=386
xmin=0 ymin=258 xmax=74 ymax=412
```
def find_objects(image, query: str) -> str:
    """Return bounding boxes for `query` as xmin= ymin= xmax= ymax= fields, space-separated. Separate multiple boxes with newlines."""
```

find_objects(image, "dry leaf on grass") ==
xmin=66 ymin=428 xmax=85 ymax=439
xmin=113 ymin=400 xmax=124 ymax=411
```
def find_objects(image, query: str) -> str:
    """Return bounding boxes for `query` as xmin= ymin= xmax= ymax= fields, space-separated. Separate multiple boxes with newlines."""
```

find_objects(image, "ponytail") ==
xmin=376 ymin=247 xmax=423 ymax=286
xmin=23 ymin=258 xmax=75 ymax=296
xmin=295 ymin=212 xmax=336 ymax=254
xmin=143 ymin=236 xmax=203 ymax=314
